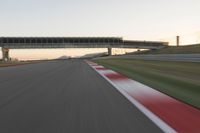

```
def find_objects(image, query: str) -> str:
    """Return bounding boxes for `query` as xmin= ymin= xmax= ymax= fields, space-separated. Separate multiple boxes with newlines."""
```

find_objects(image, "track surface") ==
xmin=0 ymin=60 xmax=162 ymax=133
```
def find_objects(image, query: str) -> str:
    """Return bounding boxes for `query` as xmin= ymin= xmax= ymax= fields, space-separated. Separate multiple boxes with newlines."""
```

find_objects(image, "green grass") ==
xmin=95 ymin=59 xmax=200 ymax=108
xmin=132 ymin=44 xmax=200 ymax=54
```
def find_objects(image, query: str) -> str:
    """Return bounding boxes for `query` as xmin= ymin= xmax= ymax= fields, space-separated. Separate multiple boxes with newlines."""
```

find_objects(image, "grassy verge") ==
xmin=132 ymin=44 xmax=200 ymax=54
xmin=95 ymin=59 xmax=200 ymax=109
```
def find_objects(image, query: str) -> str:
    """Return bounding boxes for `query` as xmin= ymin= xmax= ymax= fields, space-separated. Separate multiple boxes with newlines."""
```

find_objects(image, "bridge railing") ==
xmin=0 ymin=37 xmax=168 ymax=49
xmin=0 ymin=37 xmax=123 ymax=45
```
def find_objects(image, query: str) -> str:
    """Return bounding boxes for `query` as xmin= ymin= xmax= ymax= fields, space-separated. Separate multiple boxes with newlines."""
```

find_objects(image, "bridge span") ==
xmin=0 ymin=37 xmax=168 ymax=61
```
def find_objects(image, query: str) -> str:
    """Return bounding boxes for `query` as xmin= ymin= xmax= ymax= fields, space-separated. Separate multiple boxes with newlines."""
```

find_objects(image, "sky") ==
xmin=0 ymin=0 xmax=200 ymax=59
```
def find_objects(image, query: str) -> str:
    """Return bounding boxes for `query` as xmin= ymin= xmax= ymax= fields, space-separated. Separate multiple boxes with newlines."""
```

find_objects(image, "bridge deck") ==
xmin=0 ymin=37 xmax=168 ymax=49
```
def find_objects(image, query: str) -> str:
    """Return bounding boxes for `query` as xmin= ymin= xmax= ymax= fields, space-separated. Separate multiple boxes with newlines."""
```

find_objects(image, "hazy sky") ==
xmin=0 ymin=0 xmax=200 ymax=59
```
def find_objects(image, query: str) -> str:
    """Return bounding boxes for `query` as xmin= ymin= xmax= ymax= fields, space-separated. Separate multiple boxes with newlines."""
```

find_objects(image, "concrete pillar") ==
xmin=108 ymin=47 xmax=112 ymax=56
xmin=2 ymin=47 xmax=10 ymax=61
xmin=176 ymin=36 xmax=180 ymax=46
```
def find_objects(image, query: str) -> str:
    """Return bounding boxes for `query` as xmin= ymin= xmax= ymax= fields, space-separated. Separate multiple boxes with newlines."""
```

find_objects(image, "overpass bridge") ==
xmin=0 ymin=37 xmax=168 ymax=61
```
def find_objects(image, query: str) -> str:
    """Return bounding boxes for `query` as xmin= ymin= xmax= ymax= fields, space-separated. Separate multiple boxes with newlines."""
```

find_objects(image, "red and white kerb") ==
xmin=87 ymin=61 xmax=200 ymax=133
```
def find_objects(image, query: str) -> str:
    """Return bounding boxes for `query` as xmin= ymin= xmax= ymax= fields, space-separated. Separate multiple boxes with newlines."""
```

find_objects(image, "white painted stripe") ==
xmin=96 ymin=69 xmax=117 ymax=75
xmin=112 ymin=80 xmax=169 ymax=100
xmin=88 ymin=62 xmax=177 ymax=133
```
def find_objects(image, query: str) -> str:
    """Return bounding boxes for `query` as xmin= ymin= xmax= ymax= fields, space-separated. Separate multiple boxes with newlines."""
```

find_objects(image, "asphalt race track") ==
xmin=0 ymin=60 xmax=163 ymax=133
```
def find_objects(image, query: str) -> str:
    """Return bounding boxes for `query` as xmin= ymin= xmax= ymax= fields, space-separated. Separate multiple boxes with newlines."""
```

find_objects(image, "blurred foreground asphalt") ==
xmin=0 ymin=60 xmax=162 ymax=133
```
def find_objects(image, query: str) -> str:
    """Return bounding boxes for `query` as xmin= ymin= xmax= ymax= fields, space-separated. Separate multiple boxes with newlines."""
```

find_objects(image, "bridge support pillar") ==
xmin=108 ymin=47 xmax=112 ymax=56
xmin=2 ymin=47 xmax=10 ymax=61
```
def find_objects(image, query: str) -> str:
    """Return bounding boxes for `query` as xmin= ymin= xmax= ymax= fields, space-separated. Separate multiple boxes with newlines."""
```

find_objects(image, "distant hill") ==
xmin=56 ymin=55 xmax=71 ymax=60
xmin=80 ymin=52 xmax=107 ymax=59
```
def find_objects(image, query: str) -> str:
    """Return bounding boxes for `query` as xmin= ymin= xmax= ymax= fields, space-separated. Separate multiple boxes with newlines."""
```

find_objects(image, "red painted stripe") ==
xmin=95 ymin=67 xmax=108 ymax=70
xmin=104 ymin=73 xmax=129 ymax=80
xmin=124 ymin=87 xmax=200 ymax=133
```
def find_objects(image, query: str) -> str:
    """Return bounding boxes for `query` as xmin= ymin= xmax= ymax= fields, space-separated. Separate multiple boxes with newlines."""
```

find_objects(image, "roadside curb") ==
xmin=86 ymin=61 xmax=200 ymax=133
